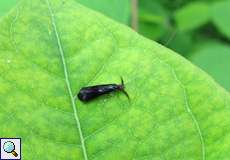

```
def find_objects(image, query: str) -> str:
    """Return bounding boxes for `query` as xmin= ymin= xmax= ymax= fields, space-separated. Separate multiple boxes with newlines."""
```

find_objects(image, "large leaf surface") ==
xmin=0 ymin=0 xmax=229 ymax=159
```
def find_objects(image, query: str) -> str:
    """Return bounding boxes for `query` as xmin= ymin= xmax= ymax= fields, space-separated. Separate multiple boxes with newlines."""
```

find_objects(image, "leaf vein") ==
xmin=171 ymin=67 xmax=206 ymax=160
xmin=45 ymin=0 xmax=88 ymax=160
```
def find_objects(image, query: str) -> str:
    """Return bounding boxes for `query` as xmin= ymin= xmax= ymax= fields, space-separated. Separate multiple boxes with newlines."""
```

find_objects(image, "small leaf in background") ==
xmin=174 ymin=2 xmax=210 ymax=31
xmin=212 ymin=0 xmax=230 ymax=39
xmin=0 ymin=0 xmax=18 ymax=16
xmin=138 ymin=22 xmax=167 ymax=40
xmin=76 ymin=0 xmax=130 ymax=25
xmin=189 ymin=42 xmax=230 ymax=91
xmin=139 ymin=0 xmax=169 ymax=40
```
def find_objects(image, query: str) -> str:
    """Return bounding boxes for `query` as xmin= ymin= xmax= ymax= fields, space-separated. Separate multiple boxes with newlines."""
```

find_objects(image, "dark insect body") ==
xmin=77 ymin=78 xmax=129 ymax=102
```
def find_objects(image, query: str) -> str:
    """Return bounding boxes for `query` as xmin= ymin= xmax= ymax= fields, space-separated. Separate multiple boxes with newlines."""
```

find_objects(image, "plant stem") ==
xmin=131 ymin=0 xmax=138 ymax=31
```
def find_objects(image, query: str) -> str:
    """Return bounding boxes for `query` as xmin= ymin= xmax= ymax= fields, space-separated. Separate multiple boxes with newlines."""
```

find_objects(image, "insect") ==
xmin=77 ymin=77 xmax=129 ymax=102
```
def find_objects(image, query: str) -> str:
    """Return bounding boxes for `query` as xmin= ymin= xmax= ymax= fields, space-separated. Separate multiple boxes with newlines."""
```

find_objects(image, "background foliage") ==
xmin=0 ymin=0 xmax=229 ymax=91
xmin=138 ymin=0 xmax=230 ymax=91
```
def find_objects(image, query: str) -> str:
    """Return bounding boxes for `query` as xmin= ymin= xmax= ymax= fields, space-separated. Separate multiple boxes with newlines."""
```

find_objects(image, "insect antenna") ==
xmin=120 ymin=76 xmax=124 ymax=86
xmin=120 ymin=76 xmax=130 ymax=101
xmin=122 ymin=89 xmax=130 ymax=101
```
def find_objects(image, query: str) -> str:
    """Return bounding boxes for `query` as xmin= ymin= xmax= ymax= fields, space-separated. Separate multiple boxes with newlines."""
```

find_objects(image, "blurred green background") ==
xmin=1 ymin=0 xmax=229 ymax=91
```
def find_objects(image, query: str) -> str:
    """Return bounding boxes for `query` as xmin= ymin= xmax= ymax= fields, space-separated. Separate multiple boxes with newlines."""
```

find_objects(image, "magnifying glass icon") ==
xmin=3 ymin=141 xmax=18 ymax=157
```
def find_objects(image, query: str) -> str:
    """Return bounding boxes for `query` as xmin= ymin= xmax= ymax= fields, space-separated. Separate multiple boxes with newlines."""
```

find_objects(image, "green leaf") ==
xmin=189 ymin=42 xmax=230 ymax=91
xmin=0 ymin=0 xmax=230 ymax=159
xmin=139 ymin=0 xmax=167 ymax=23
xmin=0 ymin=0 xmax=18 ymax=17
xmin=212 ymin=0 xmax=230 ymax=39
xmin=138 ymin=22 xmax=167 ymax=40
xmin=139 ymin=9 xmax=165 ymax=24
xmin=76 ymin=0 xmax=130 ymax=24
xmin=174 ymin=2 xmax=211 ymax=31
xmin=138 ymin=0 xmax=168 ymax=40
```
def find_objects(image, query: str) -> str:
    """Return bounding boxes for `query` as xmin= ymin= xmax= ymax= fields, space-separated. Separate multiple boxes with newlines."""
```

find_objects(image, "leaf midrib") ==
xmin=45 ymin=0 xmax=88 ymax=159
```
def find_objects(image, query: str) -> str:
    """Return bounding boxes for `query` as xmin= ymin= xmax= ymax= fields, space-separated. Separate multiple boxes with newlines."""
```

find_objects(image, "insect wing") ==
xmin=78 ymin=86 xmax=103 ymax=101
